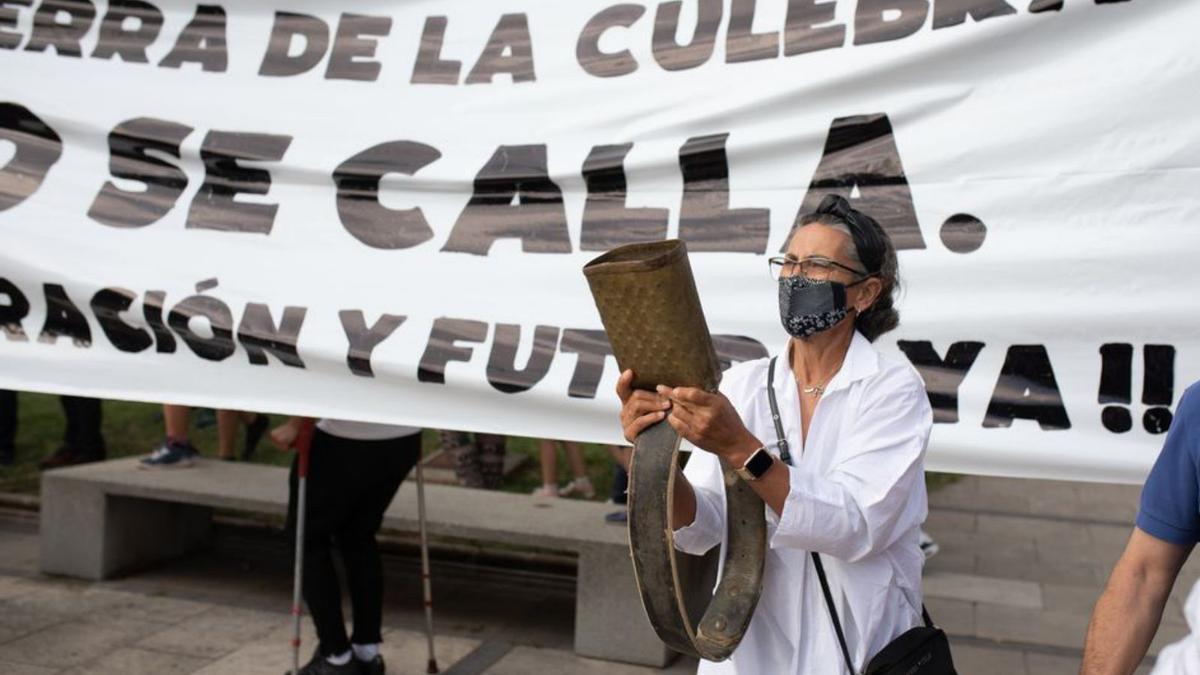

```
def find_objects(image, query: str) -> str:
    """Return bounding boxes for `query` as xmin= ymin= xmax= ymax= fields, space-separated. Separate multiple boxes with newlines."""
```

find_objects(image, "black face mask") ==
xmin=778 ymin=276 xmax=853 ymax=338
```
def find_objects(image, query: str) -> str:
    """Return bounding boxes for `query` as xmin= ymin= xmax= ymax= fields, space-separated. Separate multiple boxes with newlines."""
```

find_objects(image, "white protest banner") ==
xmin=1 ymin=0 xmax=1197 ymax=483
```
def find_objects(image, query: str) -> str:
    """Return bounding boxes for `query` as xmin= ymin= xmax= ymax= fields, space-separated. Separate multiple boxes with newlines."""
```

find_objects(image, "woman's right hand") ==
xmin=617 ymin=369 xmax=671 ymax=444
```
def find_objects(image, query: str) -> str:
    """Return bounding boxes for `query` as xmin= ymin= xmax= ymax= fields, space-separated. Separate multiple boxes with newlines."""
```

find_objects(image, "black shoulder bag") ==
xmin=766 ymin=356 xmax=957 ymax=675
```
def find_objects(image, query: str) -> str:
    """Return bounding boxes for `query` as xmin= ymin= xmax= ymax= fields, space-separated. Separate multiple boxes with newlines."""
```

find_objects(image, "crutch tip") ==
xmin=426 ymin=658 xmax=439 ymax=673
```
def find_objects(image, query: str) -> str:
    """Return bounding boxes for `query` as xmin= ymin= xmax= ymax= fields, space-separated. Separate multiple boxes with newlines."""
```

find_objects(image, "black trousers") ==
xmin=287 ymin=428 xmax=420 ymax=656
xmin=611 ymin=464 xmax=628 ymax=505
xmin=0 ymin=390 xmax=14 ymax=452
xmin=0 ymin=391 xmax=104 ymax=456
xmin=60 ymin=395 xmax=105 ymax=455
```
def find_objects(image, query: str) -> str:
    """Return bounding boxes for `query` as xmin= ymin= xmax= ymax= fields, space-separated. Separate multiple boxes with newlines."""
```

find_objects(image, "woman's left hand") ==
xmin=269 ymin=417 xmax=302 ymax=451
xmin=657 ymin=385 xmax=761 ymax=463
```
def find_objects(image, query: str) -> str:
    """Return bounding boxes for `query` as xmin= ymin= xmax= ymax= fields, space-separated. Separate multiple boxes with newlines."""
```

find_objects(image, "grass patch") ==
xmin=0 ymin=393 xmax=624 ymax=500
xmin=1 ymin=391 xmax=957 ymax=499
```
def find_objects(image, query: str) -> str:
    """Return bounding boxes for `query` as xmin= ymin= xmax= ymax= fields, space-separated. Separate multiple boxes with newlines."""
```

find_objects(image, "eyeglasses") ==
xmin=767 ymin=255 xmax=869 ymax=281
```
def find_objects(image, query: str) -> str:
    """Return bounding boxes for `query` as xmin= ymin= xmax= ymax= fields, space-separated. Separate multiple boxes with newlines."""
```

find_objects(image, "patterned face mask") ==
xmin=778 ymin=275 xmax=850 ymax=338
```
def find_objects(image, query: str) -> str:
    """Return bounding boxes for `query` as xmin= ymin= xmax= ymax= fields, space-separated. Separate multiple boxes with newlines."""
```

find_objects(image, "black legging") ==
xmin=287 ymin=428 xmax=421 ymax=656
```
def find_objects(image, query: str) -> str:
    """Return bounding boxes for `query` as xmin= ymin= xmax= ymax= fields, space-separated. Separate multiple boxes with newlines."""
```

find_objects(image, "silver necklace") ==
xmin=800 ymin=383 xmax=825 ymax=397
xmin=796 ymin=377 xmax=831 ymax=398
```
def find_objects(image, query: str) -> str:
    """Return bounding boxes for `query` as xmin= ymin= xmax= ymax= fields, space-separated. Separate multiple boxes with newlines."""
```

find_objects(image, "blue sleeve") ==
xmin=1137 ymin=385 xmax=1200 ymax=546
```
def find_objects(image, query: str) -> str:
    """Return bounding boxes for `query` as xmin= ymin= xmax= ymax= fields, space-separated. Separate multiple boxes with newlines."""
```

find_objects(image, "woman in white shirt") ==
xmin=618 ymin=195 xmax=933 ymax=673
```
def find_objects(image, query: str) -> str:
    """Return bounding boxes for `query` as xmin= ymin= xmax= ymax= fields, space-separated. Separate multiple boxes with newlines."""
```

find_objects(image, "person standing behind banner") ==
xmin=438 ymin=430 xmax=507 ymax=489
xmin=272 ymin=417 xmax=422 ymax=675
xmin=0 ymin=390 xmax=106 ymax=469
xmin=531 ymin=438 xmax=594 ymax=498
xmin=140 ymin=404 xmax=268 ymax=468
xmin=1082 ymin=382 xmax=1200 ymax=675
xmin=605 ymin=445 xmax=633 ymax=523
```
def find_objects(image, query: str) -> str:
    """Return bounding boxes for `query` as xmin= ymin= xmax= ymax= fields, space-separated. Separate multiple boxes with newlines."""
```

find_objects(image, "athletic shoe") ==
xmin=531 ymin=484 xmax=558 ymax=498
xmin=243 ymin=413 xmax=269 ymax=460
xmin=139 ymin=440 xmax=197 ymax=470
xmin=919 ymin=529 xmax=939 ymax=560
xmin=289 ymin=648 xmax=362 ymax=675
xmin=357 ymin=654 xmax=386 ymax=675
xmin=605 ymin=509 xmax=628 ymax=524
xmin=559 ymin=476 xmax=596 ymax=499
xmin=38 ymin=446 xmax=87 ymax=470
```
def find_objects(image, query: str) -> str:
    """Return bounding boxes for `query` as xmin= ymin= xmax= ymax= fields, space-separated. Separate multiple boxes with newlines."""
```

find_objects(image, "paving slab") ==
xmin=0 ymin=575 xmax=38 ymax=601
xmin=0 ymin=616 xmax=166 ymax=669
xmin=974 ymin=603 xmax=1093 ymax=650
xmin=484 ymin=645 xmax=696 ymax=675
xmin=924 ymin=571 xmax=1042 ymax=609
xmin=378 ymin=627 xmax=482 ymax=674
xmin=0 ymin=468 xmax=1181 ymax=672
xmin=58 ymin=647 xmax=211 ymax=675
xmin=136 ymin=605 xmax=281 ymax=660
xmin=925 ymin=597 xmax=975 ymax=636
xmin=0 ymin=661 xmax=57 ymax=675
xmin=0 ymin=598 xmax=64 ymax=637
xmin=942 ymin=644 xmax=1028 ymax=675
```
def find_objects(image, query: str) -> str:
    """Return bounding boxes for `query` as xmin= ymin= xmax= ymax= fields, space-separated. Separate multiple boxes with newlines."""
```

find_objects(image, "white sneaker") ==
xmin=531 ymin=484 xmax=559 ymax=498
xmin=919 ymin=529 xmax=939 ymax=560
xmin=560 ymin=477 xmax=596 ymax=499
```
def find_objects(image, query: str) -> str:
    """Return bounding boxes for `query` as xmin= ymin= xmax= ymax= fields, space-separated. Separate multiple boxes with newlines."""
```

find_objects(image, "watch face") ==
xmin=745 ymin=448 xmax=774 ymax=479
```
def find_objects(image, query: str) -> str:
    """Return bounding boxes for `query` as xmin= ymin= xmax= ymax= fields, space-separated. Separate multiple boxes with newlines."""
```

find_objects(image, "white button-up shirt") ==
xmin=674 ymin=331 xmax=933 ymax=674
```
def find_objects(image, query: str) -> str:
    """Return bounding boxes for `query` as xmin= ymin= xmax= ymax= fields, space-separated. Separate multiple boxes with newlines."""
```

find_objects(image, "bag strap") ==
xmin=766 ymin=356 xmax=792 ymax=465
xmin=764 ymin=356 xmax=935 ymax=675
xmin=767 ymin=357 xmax=855 ymax=673
xmin=812 ymin=551 xmax=857 ymax=674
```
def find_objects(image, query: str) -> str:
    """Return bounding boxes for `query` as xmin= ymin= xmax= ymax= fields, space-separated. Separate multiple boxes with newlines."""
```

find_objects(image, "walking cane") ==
xmin=415 ymin=444 xmax=439 ymax=673
xmin=289 ymin=418 xmax=316 ymax=675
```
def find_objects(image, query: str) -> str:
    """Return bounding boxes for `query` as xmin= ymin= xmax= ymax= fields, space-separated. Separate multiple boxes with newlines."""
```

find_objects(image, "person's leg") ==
xmin=163 ymin=404 xmax=191 ymax=441
xmin=533 ymin=438 xmax=558 ymax=497
xmin=289 ymin=429 xmax=353 ymax=658
xmin=565 ymin=441 xmax=588 ymax=480
xmin=607 ymin=444 xmax=631 ymax=472
xmin=610 ymin=462 xmax=628 ymax=505
xmin=605 ymin=446 xmax=629 ymax=523
xmin=0 ymin=390 xmax=16 ymax=464
xmin=140 ymin=404 xmax=195 ymax=469
xmin=60 ymin=396 xmax=80 ymax=449
xmin=215 ymin=409 xmax=240 ymax=460
xmin=442 ymin=430 xmax=481 ymax=488
xmin=559 ymin=441 xmax=595 ymax=498
xmin=477 ymin=433 xmax=506 ymax=490
xmin=67 ymin=397 xmax=105 ymax=461
xmin=241 ymin=411 xmax=268 ymax=460
xmin=340 ymin=433 xmax=420 ymax=654
xmin=41 ymin=397 xmax=102 ymax=469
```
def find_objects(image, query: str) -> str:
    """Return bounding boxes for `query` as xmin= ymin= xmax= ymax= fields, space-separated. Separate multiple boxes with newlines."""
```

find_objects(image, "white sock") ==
xmin=326 ymin=650 xmax=352 ymax=666
xmin=352 ymin=643 xmax=380 ymax=661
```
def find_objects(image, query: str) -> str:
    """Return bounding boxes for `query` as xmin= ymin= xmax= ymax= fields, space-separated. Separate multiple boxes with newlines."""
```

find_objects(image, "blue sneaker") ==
xmin=605 ymin=509 xmax=628 ymax=524
xmin=139 ymin=440 xmax=198 ymax=470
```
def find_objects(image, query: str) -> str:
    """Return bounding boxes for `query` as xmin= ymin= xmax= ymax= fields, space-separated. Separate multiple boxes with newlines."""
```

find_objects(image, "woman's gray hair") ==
xmin=793 ymin=196 xmax=901 ymax=342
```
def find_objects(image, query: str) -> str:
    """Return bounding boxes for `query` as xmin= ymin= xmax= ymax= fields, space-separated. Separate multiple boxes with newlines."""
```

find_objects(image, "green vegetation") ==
xmin=1 ymin=392 xmax=957 ymax=499
xmin=0 ymin=393 xmax=623 ymax=500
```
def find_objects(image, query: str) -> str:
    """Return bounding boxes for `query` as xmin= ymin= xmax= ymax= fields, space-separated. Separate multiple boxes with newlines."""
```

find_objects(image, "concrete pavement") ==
xmin=0 ymin=473 xmax=1192 ymax=673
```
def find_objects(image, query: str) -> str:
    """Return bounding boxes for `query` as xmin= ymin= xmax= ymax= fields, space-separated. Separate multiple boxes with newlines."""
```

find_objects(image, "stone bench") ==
xmin=39 ymin=457 xmax=672 ymax=667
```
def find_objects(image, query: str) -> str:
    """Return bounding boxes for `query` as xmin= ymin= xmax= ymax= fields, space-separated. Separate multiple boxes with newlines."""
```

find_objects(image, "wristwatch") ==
xmin=734 ymin=446 xmax=775 ymax=482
